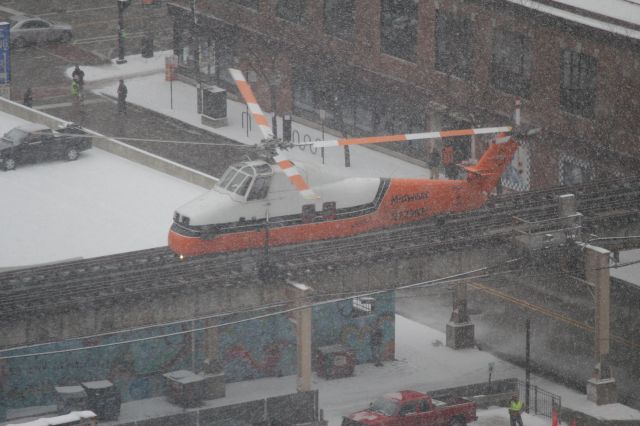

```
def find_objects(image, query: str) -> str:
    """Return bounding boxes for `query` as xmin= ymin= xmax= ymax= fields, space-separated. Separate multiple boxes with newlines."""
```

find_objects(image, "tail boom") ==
xmin=464 ymin=136 xmax=519 ymax=193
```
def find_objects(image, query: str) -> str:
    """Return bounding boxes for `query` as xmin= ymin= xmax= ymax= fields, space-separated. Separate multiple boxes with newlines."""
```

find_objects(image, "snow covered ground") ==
xmin=0 ymin=110 xmax=203 ymax=269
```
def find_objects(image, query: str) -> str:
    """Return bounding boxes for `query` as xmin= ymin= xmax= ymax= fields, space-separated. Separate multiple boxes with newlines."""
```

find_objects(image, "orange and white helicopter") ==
xmin=168 ymin=69 xmax=518 ymax=258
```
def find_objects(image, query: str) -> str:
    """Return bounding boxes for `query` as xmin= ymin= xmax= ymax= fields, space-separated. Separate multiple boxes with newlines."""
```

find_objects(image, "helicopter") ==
xmin=168 ymin=68 xmax=517 ymax=258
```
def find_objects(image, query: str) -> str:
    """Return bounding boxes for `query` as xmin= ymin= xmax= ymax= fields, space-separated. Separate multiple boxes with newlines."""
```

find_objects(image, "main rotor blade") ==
xmin=274 ymin=151 xmax=319 ymax=200
xmin=294 ymin=126 xmax=512 ymax=149
xmin=229 ymin=68 xmax=273 ymax=140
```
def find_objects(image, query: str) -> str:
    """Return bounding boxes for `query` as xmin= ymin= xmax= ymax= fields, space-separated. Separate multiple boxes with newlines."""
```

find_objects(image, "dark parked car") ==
xmin=9 ymin=15 xmax=73 ymax=48
xmin=0 ymin=123 xmax=91 ymax=171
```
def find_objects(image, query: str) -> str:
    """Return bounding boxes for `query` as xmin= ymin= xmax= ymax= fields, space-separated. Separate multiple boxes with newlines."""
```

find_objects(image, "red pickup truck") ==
xmin=342 ymin=390 xmax=477 ymax=426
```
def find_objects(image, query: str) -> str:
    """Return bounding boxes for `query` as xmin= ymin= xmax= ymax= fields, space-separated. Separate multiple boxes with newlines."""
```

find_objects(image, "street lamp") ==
xmin=116 ymin=0 xmax=131 ymax=64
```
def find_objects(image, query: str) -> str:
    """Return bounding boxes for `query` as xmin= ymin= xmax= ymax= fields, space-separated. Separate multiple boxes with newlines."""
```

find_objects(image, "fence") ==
xmin=427 ymin=378 xmax=560 ymax=419
xmin=517 ymin=379 xmax=561 ymax=419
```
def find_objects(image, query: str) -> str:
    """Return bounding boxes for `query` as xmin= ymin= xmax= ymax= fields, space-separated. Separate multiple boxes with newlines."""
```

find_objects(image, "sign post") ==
xmin=0 ymin=22 xmax=11 ymax=99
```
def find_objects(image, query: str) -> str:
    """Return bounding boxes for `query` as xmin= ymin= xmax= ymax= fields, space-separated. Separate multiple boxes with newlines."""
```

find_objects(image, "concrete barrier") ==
xmin=559 ymin=406 xmax=640 ymax=426
xmin=0 ymin=96 xmax=216 ymax=189
xmin=428 ymin=378 xmax=518 ymax=409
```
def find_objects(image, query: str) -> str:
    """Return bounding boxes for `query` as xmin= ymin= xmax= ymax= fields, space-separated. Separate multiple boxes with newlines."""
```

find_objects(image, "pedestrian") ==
xmin=117 ymin=79 xmax=128 ymax=114
xmin=71 ymin=78 xmax=83 ymax=117
xmin=71 ymin=79 xmax=80 ymax=103
xmin=508 ymin=394 xmax=524 ymax=426
xmin=442 ymin=143 xmax=457 ymax=179
xmin=72 ymin=65 xmax=85 ymax=90
xmin=23 ymin=87 xmax=33 ymax=108
xmin=428 ymin=145 xmax=441 ymax=179
xmin=370 ymin=323 xmax=383 ymax=367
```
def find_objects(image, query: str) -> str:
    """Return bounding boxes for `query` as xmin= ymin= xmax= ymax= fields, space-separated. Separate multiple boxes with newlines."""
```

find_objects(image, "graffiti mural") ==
xmin=1 ymin=295 xmax=396 ymax=408
xmin=0 ymin=322 xmax=205 ymax=408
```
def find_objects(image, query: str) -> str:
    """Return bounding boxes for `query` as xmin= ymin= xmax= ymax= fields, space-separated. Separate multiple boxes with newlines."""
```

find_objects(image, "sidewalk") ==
xmin=66 ymin=51 xmax=172 ymax=88
xmin=73 ymin=52 xmax=431 ymax=180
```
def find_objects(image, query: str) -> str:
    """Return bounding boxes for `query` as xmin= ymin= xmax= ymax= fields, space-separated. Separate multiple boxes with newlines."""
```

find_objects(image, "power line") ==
xmin=0 ymin=259 xmax=523 ymax=360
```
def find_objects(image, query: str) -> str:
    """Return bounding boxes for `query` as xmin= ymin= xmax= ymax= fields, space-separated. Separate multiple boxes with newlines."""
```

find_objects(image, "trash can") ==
xmin=200 ymin=85 xmax=228 ymax=128
xmin=315 ymin=344 xmax=355 ymax=379
xmin=141 ymin=34 xmax=154 ymax=58
xmin=55 ymin=385 xmax=87 ymax=414
xmin=163 ymin=370 xmax=206 ymax=408
xmin=81 ymin=380 xmax=121 ymax=421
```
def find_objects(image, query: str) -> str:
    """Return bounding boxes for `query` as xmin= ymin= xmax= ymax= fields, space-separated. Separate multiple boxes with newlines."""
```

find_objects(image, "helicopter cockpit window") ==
xmin=227 ymin=172 xmax=249 ymax=193
xmin=237 ymin=175 xmax=253 ymax=196
xmin=218 ymin=167 xmax=237 ymax=189
xmin=247 ymin=175 xmax=270 ymax=200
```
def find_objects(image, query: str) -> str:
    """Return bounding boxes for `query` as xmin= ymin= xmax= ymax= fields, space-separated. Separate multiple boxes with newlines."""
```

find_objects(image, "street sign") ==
xmin=0 ymin=22 xmax=11 ymax=85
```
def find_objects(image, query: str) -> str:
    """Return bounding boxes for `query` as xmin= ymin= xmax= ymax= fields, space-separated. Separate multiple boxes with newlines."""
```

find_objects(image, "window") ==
xmin=230 ymin=0 xmax=258 ymax=10
xmin=276 ymin=0 xmax=306 ymax=23
xmin=33 ymin=20 xmax=50 ymax=28
xmin=247 ymin=175 xmax=271 ymax=200
xmin=491 ymin=29 xmax=531 ymax=97
xmin=380 ymin=0 xmax=418 ymax=62
xmin=324 ymin=0 xmax=354 ymax=41
xmin=560 ymin=153 xmax=591 ymax=186
xmin=561 ymin=49 xmax=596 ymax=118
xmin=399 ymin=401 xmax=417 ymax=416
xmin=435 ymin=10 xmax=472 ymax=79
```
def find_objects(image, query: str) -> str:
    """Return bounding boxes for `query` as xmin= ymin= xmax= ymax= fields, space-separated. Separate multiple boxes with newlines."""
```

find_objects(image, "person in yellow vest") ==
xmin=508 ymin=394 xmax=524 ymax=426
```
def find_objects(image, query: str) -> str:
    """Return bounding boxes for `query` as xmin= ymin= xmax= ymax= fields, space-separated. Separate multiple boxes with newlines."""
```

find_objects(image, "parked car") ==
xmin=0 ymin=123 xmax=91 ymax=171
xmin=342 ymin=390 xmax=477 ymax=426
xmin=9 ymin=15 xmax=73 ymax=48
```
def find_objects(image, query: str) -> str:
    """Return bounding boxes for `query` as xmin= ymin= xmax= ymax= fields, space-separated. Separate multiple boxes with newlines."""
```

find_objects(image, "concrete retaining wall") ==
xmin=559 ymin=406 xmax=640 ymax=426
xmin=113 ymin=390 xmax=323 ymax=426
xmin=428 ymin=378 xmax=518 ymax=409
xmin=0 ymin=96 xmax=216 ymax=189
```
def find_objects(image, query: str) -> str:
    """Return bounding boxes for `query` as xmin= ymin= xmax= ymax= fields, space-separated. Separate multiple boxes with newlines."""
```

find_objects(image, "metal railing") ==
xmin=517 ymin=379 xmax=561 ymax=419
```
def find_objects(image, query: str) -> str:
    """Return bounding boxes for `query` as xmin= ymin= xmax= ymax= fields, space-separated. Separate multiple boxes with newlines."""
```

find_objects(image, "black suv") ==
xmin=0 ymin=122 xmax=92 ymax=171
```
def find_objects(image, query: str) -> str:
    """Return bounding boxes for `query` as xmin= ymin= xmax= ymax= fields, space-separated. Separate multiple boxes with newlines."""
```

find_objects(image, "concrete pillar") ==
xmin=202 ymin=318 xmax=222 ymax=373
xmin=200 ymin=318 xmax=226 ymax=399
xmin=446 ymin=282 xmax=475 ymax=349
xmin=584 ymin=244 xmax=617 ymax=405
xmin=287 ymin=280 xmax=313 ymax=392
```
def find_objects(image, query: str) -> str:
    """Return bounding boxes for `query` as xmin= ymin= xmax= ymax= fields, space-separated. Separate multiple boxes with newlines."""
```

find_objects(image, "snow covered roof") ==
xmin=506 ymin=0 xmax=640 ymax=40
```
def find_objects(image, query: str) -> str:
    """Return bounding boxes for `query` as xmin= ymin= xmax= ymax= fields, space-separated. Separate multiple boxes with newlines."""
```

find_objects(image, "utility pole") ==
xmin=191 ymin=0 xmax=202 ymax=113
xmin=525 ymin=318 xmax=530 ymax=413
xmin=116 ymin=0 xmax=131 ymax=64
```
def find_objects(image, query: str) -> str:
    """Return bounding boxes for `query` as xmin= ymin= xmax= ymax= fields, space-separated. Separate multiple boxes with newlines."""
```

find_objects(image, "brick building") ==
xmin=167 ymin=0 xmax=640 ymax=190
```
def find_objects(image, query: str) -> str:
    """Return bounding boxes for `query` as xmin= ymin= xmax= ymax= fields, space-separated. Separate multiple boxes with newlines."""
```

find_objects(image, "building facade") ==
xmin=167 ymin=0 xmax=640 ymax=190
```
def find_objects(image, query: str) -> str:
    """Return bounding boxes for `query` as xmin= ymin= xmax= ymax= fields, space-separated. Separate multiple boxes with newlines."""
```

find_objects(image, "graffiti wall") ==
xmin=0 ymin=322 xmax=205 ymax=408
xmin=1 ymin=294 xmax=395 ymax=409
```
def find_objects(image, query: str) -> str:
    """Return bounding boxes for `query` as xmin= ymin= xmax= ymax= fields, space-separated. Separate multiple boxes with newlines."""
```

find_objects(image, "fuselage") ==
xmin=168 ymin=175 xmax=487 ymax=257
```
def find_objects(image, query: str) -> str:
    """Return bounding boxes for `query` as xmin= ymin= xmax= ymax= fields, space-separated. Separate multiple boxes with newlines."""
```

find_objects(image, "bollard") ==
xmin=552 ymin=409 xmax=558 ymax=426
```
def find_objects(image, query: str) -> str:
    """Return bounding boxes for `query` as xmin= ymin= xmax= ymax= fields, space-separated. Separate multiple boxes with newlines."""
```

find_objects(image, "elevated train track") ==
xmin=1 ymin=176 xmax=640 ymax=319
